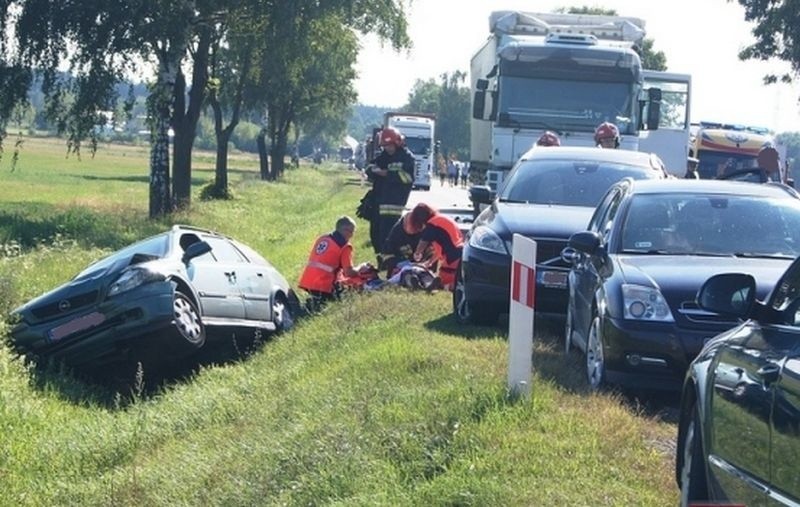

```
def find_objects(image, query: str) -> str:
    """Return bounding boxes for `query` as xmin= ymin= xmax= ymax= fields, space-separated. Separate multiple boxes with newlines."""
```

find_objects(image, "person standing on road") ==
xmin=437 ymin=152 xmax=447 ymax=186
xmin=757 ymin=145 xmax=783 ymax=183
xmin=299 ymin=216 xmax=361 ymax=311
xmin=447 ymin=155 xmax=458 ymax=187
xmin=460 ymin=161 xmax=470 ymax=188
xmin=409 ymin=203 xmax=464 ymax=291
xmin=368 ymin=127 xmax=416 ymax=255
xmin=594 ymin=122 xmax=620 ymax=149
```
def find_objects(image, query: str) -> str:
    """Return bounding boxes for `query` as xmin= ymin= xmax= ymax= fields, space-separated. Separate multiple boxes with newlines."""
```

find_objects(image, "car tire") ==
xmin=272 ymin=294 xmax=294 ymax=333
xmin=565 ymin=304 xmax=575 ymax=355
xmin=168 ymin=291 xmax=206 ymax=355
xmin=585 ymin=314 xmax=605 ymax=390
xmin=679 ymin=404 xmax=708 ymax=506
xmin=453 ymin=265 xmax=499 ymax=326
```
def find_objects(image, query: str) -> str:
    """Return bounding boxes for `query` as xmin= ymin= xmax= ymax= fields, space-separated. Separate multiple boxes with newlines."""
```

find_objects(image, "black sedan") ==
xmin=565 ymin=179 xmax=800 ymax=390
xmin=10 ymin=225 xmax=299 ymax=367
xmin=454 ymin=146 xmax=668 ymax=325
xmin=677 ymin=256 xmax=800 ymax=506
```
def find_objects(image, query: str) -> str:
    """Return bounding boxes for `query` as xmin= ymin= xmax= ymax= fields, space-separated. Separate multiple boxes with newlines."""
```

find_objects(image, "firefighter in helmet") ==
xmin=536 ymin=131 xmax=561 ymax=147
xmin=368 ymin=126 xmax=416 ymax=255
xmin=594 ymin=122 xmax=620 ymax=149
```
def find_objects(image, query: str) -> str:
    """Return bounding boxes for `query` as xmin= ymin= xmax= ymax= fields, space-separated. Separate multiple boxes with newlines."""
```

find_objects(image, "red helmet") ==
xmin=536 ymin=131 xmax=561 ymax=147
xmin=379 ymin=127 xmax=404 ymax=147
xmin=594 ymin=122 xmax=620 ymax=147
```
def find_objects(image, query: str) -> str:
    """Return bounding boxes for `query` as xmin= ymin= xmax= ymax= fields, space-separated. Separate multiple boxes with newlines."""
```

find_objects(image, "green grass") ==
xmin=0 ymin=136 xmax=678 ymax=506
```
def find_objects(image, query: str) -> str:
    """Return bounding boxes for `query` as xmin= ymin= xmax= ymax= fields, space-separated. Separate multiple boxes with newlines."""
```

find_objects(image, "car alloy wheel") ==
xmin=679 ymin=405 xmax=708 ymax=506
xmin=170 ymin=291 xmax=206 ymax=353
xmin=272 ymin=295 xmax=294 ymax=333
xmin=586 ymin=315 xmax=605 ymax=390
xmin=564 ymin=304 xmax=575 ymax=355
xmin=453 ymin=267 xmax=471 ymax=323
xmin=452 ymin=264 xmax=498 ymax=326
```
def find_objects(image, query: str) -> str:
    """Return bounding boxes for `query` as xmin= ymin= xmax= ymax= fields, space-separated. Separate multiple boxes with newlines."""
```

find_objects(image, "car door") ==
xmin=570 ymin=187 xmax=623 ymax=349
xmin=230 ymin=240 xmax=273 ymax=322
xmin=189 ymin=235 xmax=246 ymax=320
xmin=706 ymin=328 xmax=776 ymax=505
xmin=769 ymin=308 xmax=800 ymax=503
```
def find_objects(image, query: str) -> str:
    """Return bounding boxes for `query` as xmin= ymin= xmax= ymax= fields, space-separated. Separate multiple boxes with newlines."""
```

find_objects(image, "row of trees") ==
xmin=0 ymin=0 xmax=411 ymax=217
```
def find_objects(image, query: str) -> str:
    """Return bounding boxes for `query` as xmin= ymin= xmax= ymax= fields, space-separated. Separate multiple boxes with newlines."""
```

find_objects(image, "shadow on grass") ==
xmin=77 ymin=174 xmax=207 ymax=186
xmin=24 ymin=328 xmax=279 ymax=409
xmin=423 ymin=312 xmax=507 ymax=341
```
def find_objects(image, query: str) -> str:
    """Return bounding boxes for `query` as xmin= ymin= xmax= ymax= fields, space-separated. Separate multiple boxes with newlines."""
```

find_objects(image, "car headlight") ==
xmin=622 ymin=284 xmax=674 ymax=322
xmin=107 ymin=268 xmax=166 ymax=297
xmin=468 ymin=226 xmax=508 ymax=255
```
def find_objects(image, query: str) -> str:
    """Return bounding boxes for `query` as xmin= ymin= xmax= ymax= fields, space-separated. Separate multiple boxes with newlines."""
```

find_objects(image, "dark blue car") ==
xmin=677 ymin=255 xmax=800 ymax=506
xmin=454 ymin=146 xmax=668 ymax=325
xmin=565 ymin=179 xmax=800 ymax=391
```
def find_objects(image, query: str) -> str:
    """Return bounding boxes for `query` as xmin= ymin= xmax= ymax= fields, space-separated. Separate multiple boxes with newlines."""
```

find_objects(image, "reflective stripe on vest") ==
xmin=379 ymin=204 xmax=405 ymax=216
xmin=307 ymin=260 xmax=335 ymax=273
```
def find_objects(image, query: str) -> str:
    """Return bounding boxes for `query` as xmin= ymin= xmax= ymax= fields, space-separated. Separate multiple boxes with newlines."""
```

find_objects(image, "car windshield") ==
xmin=75 ymin=233 xmax=170 ymax=278
xmin=499 ymin=159 xmax=656 ymax=207
xmin=619 ymin=193 xmax=800 ymax=258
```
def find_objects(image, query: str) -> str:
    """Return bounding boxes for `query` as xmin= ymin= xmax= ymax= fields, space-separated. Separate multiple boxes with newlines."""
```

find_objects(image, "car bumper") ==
xmin=11 ymin=282 xmax=177 ymax=366
xmin=602 ymin=316 xmax=711 ymax=390
xmin=462 ymin=245 xmax=569 ymax=315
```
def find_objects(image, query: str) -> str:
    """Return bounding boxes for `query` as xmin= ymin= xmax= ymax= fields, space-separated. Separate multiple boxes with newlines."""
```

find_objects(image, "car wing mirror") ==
xmin=568 ymin=231 xmax=602 ymax=256
xmin=182 ymin=241 xmax=212 ymax=264
xmin=469 ymin=185 xmax=495 ymax=205
xmin=697 ymin=273 xmax=756 ymax=318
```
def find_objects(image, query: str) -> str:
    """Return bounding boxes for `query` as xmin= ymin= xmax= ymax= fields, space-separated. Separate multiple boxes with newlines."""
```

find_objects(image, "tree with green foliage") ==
xmin=404 ymin=72 xmax=471 ymax=160
xmin=735 ymin=0 xmax=800 ymax=86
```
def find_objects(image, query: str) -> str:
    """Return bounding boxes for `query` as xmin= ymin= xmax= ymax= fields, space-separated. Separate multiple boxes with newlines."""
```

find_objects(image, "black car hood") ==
xmin=483 ymin=202 xmax=594 ymax=239
xmin=617 ymin=255 xmax=791 ymax=301
xmin=14 ymin=256 xmax=165 ymax=322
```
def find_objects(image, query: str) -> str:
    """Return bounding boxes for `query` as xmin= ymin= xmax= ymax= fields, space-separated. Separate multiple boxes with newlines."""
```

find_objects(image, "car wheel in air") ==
xmin=679 ymin=404 xmax=708 ymax=507
xmin=169 ymin=291 xmax=206 ymax=354
xmin=272 ymin=294 xmax=294 ymax=333
xmin=453 ymin=265 xmax=498 ymax=326
xmin=585 ymin=314 xmax=605 ymax=390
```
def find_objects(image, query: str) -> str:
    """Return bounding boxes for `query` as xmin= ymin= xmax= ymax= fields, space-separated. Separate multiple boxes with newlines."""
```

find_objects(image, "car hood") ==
xmin=13 ymin=257 xmax=169 ymax=324
xmin=482 ymin=202 xmax=593 ymax=239
xmin=617 ymin=255 xmax=791 ymax=307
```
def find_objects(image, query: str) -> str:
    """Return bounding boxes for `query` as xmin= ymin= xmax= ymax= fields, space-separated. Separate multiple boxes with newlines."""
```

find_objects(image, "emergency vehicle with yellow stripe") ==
xmin=689 ymin=121 xmax=775 ymax=179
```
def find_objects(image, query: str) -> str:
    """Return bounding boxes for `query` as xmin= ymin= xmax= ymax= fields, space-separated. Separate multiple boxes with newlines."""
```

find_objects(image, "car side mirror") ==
xmin=469 ymin=185 xmax=495 ymax=205
xmin=646 ymin=87 xmax=662 ymax=131
xmin=473 ymin=90 xmax=486 ymax=120
xmin=182 ymin=241 xmax=212 ymax=264
xmin=568 ymin=231 xmax=603 ymax=256
xmin=696 ymin=273 xmax=756 ymax=318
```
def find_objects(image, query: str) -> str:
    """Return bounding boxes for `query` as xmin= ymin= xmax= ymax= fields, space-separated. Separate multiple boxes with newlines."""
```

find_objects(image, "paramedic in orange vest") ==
xmin=408 ymin=203 xmax=464 ymax=291
xmin=299 ymin=216 xmax=360 ymax=308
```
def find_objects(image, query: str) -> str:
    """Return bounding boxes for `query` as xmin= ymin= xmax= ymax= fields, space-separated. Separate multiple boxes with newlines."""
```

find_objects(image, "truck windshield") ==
xmin=498 ymin=76 xmax=636 ymax=134
xmin=404 ymin=137 xmax=432 ymax=156
xmin=696 ymin=151 xmax=758 ymax=179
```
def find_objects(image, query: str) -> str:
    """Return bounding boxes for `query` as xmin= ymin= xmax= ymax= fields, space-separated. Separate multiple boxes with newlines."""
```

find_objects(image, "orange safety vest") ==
xmin=299 ymin=234 xmax=350 ymax=294
xmin=426 ymin=214 xmax=463 ymax=290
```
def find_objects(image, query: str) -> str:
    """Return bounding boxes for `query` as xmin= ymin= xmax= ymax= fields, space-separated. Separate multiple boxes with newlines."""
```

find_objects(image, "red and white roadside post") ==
xmin=507 ymin=233 xmax=536 ymax=399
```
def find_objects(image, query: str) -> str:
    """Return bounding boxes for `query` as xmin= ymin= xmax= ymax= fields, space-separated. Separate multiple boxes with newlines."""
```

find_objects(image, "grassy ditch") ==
xmin=0 ymin=137 xmax=678 ymax=505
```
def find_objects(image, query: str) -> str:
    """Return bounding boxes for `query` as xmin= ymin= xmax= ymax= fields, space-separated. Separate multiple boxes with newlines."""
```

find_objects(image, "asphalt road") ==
xmin=407 ymin=181 xmax=475 ymax=233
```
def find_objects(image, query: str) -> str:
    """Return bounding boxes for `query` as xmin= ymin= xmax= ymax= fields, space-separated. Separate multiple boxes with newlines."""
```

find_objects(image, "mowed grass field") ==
xmin=0 ymin=136 xmax=679 ymax=505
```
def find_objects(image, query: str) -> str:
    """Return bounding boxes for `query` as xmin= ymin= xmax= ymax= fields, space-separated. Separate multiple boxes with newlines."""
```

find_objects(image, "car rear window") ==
xmin=499 ymin=160 xmax=658 ymax=207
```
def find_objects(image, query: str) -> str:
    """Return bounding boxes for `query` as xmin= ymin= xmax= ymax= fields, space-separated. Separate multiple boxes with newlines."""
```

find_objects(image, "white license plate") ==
xmin=47 ymin=312 xmax=106 ymax=342
xmin=538 ymin=270 xmax=568 ymax=289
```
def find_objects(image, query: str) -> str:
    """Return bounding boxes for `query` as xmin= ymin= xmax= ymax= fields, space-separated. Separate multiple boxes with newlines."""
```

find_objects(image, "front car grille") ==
xmin=31 ymin=290 xmax=100 ymax=321
xmin=534 ymin=239 xmax=569 ymax=267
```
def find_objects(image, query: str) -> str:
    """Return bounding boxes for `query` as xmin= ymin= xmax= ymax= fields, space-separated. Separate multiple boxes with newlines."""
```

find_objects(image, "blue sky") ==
xmin=354 ymin=0 xmax=799 ymax=133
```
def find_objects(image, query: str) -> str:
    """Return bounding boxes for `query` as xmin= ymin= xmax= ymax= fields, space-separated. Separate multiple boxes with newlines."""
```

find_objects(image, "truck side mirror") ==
xmin=646 ymin=87 xmax=662 ymax=131
xmin=473 ymin=90 xmax=486 ymax=120
xmin=476 ymin=78 xmax=489 ymax=91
